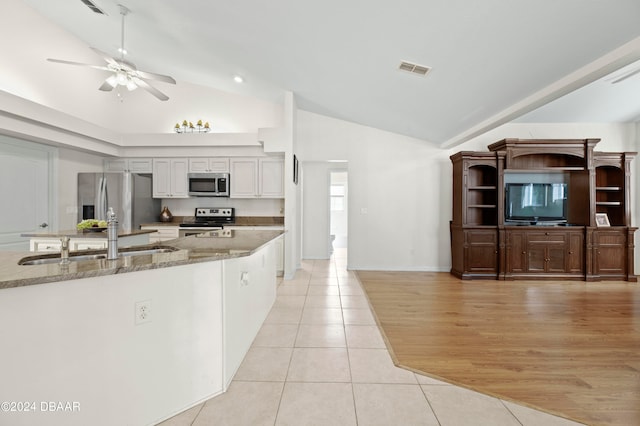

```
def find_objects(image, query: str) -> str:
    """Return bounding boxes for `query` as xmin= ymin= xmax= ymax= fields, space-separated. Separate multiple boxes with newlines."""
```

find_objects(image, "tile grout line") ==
xmin=271 ymin=265 xmax=309 ymax=426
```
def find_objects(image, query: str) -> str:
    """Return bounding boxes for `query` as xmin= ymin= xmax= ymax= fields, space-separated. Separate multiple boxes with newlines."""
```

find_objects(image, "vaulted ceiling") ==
xmin=18 ymin=0 xmax=640 ymax=146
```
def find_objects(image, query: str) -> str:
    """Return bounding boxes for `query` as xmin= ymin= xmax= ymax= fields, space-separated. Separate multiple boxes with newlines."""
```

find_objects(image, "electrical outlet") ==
xmin=135 ymin=300 xmax=152 ymax=325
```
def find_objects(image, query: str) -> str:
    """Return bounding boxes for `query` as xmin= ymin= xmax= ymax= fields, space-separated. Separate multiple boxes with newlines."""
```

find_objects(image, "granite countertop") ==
xmin=142 ymin=216 xmax=285 ymax=227
xmin=21 ymin=229 xmax=157 ymax=238
xmin=1 ymin=229 xmax=284 ymax=290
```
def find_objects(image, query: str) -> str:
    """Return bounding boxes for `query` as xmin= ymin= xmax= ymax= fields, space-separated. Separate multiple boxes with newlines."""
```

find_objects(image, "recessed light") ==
xmin=234 ymin=75 xmax=244 ymax=83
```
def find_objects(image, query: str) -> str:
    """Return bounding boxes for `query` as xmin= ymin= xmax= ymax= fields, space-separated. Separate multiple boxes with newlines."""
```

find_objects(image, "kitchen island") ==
xmin=0 ymin=230 xmax=283 ymax=426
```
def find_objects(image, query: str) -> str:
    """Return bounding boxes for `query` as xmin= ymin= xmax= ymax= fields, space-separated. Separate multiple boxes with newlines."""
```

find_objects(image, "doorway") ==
xmin=301 ymin=162 xmax=348 ymax=260
xmin=329 ymin=170 xmax=348 ymax=254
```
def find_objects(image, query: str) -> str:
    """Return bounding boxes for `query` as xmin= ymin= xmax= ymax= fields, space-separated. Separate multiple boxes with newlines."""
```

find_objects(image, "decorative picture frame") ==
xmin=595 ymin=213 xmax=610 ymax=227
xmin=293 ymin=154 xmax=299 ymax=185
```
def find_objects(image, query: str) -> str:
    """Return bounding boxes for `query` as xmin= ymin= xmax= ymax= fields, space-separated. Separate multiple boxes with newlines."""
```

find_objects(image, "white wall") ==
xmin=297 ymin=111 xmax=451 ymax=270
xmin=297 ymin=110 xmax=639 ymax=271
xmin=301 ymin=162 xmax=331 ymax=259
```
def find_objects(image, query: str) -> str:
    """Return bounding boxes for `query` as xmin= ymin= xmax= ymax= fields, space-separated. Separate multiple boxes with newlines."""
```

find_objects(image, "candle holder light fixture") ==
xmin=174 ymin=119 xmax=211 ymax=133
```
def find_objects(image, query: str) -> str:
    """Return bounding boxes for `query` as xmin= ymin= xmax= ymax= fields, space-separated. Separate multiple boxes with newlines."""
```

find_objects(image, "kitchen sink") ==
xmin=118 ymin=247 xmax=178 ymax=257
xmin=19 ymin=254 xmax=107 ymax=265
xmin=18 ymin=246 xmax=179 ymax=266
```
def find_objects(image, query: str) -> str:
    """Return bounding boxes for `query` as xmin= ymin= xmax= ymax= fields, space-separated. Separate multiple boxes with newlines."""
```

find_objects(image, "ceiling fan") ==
xmin=47 ymin=4 xmax=176 ymax=101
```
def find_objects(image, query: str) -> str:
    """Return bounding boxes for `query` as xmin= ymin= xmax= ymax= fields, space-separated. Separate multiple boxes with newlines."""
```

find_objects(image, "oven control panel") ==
xmin=195 ymin=208 xmax=234 ymax=218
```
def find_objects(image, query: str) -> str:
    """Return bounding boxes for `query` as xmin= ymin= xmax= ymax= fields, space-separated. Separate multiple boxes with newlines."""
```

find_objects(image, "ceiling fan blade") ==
xmin=47 ymin=58 xmax=110 ymax=72
xmin=98 ymin=79 xmax=115 ymax=92
xmin=90 ymin=47 xmax=120 ymax=67
xmin=135 ymin=70 xmax=176 ymax=85
xmin=132 ymin=77 xmax=169 ymax=101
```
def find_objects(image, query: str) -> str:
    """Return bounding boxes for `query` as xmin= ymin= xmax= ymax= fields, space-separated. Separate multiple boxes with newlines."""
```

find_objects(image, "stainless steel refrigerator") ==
xmin=77 ymin=173 xmax=160 ymax=231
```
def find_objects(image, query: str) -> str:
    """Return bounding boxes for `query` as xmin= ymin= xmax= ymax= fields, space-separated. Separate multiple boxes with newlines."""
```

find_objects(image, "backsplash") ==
xmin=160 ymin=197 xmax=284 ymax=218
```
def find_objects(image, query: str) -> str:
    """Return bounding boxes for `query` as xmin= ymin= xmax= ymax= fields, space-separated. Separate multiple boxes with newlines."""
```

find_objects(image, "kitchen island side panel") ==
xmin=0 ymin=262 xmax=224 ymax=426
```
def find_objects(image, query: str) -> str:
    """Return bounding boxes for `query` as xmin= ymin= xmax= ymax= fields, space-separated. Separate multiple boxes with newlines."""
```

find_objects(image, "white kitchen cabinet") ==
xmin=274 ymin=235 xmax=284 ymax=275
xmin=140 ymin=226 xmax=180 ymax=243
xmin=30 ymin=239 xmax=62 ymax=252
xmin=222 ymin=242 xmax=277 ymax=385
xmin=189 ymin=157 xmax=230 ymax=173
xmin=230 ymin=158 xmax=259 ymax=197
xmin=230 ymin=157 xmax=284 ymax=198
xmin=71 ymin=240 xmax=108 ymax=251
xmin=153 ymin=158 xmax=188 ymax=198
xmin=104 ymin=158 xmax=153 ymax=173
xmin=29 ymin=234 xmax=150 ymax=252
xmin=260 ymin=158 xmax=285 ymax=197
xmin=225 ymin=227 xmax=284 ymax=275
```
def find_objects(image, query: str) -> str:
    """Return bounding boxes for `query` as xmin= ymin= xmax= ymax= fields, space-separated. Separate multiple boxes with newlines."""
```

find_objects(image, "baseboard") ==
xmin=347 ymin=265 xmax=451 ymax=272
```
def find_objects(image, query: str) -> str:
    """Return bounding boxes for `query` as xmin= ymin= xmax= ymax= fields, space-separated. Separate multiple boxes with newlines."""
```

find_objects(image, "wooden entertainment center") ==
xmin=450 ymin=138 xmax=637 ymax=281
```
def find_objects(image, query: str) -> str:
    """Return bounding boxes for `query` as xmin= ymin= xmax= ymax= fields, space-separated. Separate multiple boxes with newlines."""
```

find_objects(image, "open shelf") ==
xmin=595 ymin=165 xmax=625 ymax=226
xmin=468 ymin=186 xmax=497 ymax=190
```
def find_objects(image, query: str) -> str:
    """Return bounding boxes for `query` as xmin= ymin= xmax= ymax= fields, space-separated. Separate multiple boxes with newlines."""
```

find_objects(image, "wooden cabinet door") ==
xmin=593 ymin=229 xmax=626 ymax=278
xmin=567 ymin=232 xmax=584 ymax=274
xmin=546 ymin=244 xmax=567 ymax=273
xmin=506 ymin=231 xmax=526 ymax=274
xmin=465 ymin=229 xmax=497 ymax=276
xmin=527 ymin=243 xmax=547 ymax=272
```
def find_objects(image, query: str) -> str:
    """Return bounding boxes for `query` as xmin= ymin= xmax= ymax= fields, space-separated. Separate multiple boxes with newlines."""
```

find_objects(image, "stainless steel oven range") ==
xmin=178 ymin=207 xmax=234 ymax=237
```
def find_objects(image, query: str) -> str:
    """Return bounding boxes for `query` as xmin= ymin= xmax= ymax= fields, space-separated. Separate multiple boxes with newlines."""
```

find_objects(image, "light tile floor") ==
xmin=159 ymin=248 xmax=584 ymax=426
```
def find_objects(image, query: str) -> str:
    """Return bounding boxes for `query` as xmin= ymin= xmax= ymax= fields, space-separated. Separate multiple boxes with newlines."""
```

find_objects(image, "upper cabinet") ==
xmin=152 ymin=158 xmax=188 ymax=198
xmin=104 ymin=158 xmax=153 ymax=173
xmin=188 ymin=157 xmax=230 ymax=173
xmin=230 ymin=157 xmax=284 ymax=198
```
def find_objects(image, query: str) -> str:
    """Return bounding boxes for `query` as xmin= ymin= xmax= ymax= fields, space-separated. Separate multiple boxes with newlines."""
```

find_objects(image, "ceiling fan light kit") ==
xmin=46 ymin=4 xmax=175 ymax=101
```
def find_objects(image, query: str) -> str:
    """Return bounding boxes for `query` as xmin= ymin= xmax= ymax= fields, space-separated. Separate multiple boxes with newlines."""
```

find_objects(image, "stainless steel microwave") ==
xmin=187 ymin=173 xmax=230 ymax=197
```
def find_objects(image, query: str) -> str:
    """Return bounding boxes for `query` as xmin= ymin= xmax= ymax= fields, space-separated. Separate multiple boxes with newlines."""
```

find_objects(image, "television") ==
xmin=505 ymin=183 xmax=567 ymax=224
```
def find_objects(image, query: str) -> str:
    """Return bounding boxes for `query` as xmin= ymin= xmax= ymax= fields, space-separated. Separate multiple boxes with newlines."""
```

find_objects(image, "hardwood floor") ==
xmin=355 ymin=271 xmax=640 ymax=426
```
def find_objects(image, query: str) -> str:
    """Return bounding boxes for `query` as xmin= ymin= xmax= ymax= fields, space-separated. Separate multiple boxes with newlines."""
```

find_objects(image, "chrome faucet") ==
xmin=107 ymin=207 xmax=119 ymax=260
xmin=59 ymin=236 xmax=70 ymax=265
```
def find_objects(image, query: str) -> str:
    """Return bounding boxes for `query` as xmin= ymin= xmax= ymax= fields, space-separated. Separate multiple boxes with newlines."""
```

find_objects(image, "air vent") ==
xmin=399 ymin=61 xmax=431 ymax=76
xmin=80 ymin=0 xmax=106 ymax=15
